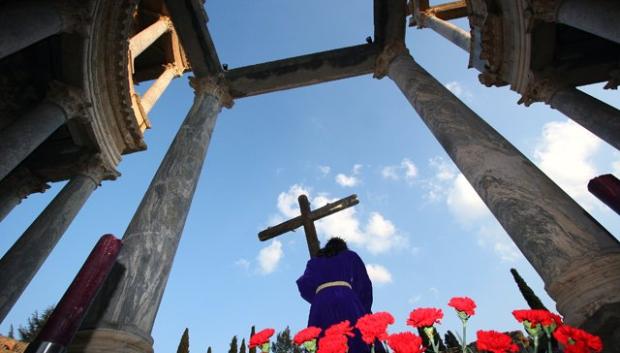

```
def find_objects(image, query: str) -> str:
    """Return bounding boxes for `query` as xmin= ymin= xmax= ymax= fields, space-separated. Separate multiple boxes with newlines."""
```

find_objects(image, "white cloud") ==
xmin=366 ymin=264 xmax=393 ymax=284
xmin=381 ymin=158 xmax=419 ymax=184
xmin=235 ymin=258 xmax=250 ymax=270
xmin=335 ymin=174 xmax=359 ymax=187
xmin=277 ymin=184 xmax=309 ymax=218
xmin=534 ymin=119 xmax=601 ymax=209
xmin=446 ymin=174 xmax=489 ymax=225
xmin=257 ymin=240 xmax=283 ymax=275
xmin=318 ymin=165 xmax=331 ymax=176
xmin=612 ymin=160 xmax=620 ymax=176
xmin=353 ymin=164 xmax=363 ymax=175
xmin=272 ymin=186 xmax=407 ymax=255
xmin=445 ymin=81 xmax=473 ymax=100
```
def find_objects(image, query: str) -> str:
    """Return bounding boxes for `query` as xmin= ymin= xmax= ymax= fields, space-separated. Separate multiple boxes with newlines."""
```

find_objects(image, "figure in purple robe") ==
xmin=296 ymin=237 xmax=386 ymax=353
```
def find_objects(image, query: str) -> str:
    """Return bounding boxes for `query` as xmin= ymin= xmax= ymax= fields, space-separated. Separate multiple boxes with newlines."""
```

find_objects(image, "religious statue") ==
xmin=296 ymin=237 xmax=386 ymax=353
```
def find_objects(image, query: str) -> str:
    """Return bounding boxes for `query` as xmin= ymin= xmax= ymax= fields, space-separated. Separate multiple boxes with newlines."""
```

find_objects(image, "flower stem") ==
xmin=533 ymin=335 xmax=539 ymax=353
xmin=371 ymin=344 xmax=375 ymax=353
xmin=462 ymin=321 xmax=467 ymax=353
xmin=545 ymin=331 xmax=552 ymax=353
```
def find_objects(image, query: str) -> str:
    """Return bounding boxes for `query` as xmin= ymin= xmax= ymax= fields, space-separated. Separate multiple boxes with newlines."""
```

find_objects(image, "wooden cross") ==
xmin=258 ymin=194 xmax=359 ymax=257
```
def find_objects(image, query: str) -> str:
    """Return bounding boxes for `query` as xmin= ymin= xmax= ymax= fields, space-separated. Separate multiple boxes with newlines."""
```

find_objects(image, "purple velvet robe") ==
xmin=296 ymin=249 xmax=379 ymax=353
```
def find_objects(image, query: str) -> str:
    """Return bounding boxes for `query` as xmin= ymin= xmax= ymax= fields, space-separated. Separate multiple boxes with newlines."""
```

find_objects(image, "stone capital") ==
xmin=161 ymin=16 xmax=175 ymax=32
xmin=164 ymin=63 xmax=185 ymax=77
xmin=0 ymin=167 xmax=49 ymax=200
xmin=45 ymin=81 xmax=92 ymax=122
xmin=189 ymin=75 xmax=234 ymax=108
xmin=75 ymin=154 xmax=120 ymax=185
xmin=374 ymin=41 xmax=410 ymax=79
xmin=54 ymin=1 xmax=93 ymax=36
xmin=517 ymin=72 xmax=566 ymax=106
xmin=546 ymin=252 xmax=620 ymax=326
xmin=526 ymin=0 xmax=562 ymax=23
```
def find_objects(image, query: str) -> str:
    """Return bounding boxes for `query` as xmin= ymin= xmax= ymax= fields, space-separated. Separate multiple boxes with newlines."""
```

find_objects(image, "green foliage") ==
xmin=417 ymin=327 xmax=446 ymax=353
xmin=249 ymin=326 xmax=257 ymax=353
xmin=207 ymin=346 xmax=212 ymax=353
xmin=228 ymin=335 xmax=238 ymax=353
xmin=7 ymin=325 xmax=14 ymax=339
xmin=239 ymin=338 xmax=247 ymax=353
xmin=177 ymin=328 xmax=190 ymax=353
xmin=510 ymin=268 xmax=547 ymax=310
xmin=271 ymin=327 xmax=300 ymax=353
xmin=17 ymin=306 xmax=54 ymax=342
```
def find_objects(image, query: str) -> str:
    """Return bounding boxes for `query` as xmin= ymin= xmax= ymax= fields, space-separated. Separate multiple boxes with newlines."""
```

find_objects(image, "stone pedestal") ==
xmin=0 ymin=157 xmax=115 ymax=323
xmin=386 ymin=51 xmax=620 ymax=349
xmin=71 ymin=76 xmax=232 ymax=353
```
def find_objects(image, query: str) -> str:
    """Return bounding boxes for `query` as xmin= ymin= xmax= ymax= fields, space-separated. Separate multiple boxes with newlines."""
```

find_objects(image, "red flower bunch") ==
xmin=476 ymin=330 xmax=519 ymax=353
xmin=294 ymin=326 xmax=322 ymax=346
xmin=324 ymin=320 xmax=355 ymax=338
xmin=249 ymin=328 xmax=275 ymax=349
xmin=512 ymin=309 xmax=563 ymax=328
xmin=448 ymin=296 xmax=477 ymax=316
xmin=386 ymin=332 xmax=425 ymax=353
xmin=553 ymin=325 xmax=603 ymax=353
xmin=317 ymin=335 xmax=348 ymax=353
xmin=355 ymin=312 xmax=395 ymax=344
xmin=407 ymin=308 xmax=443 ymax=328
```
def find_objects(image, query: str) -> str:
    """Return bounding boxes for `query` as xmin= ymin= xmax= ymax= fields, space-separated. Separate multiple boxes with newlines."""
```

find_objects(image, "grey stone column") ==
xmin=0 ymin=168 xmax=49 ymax=223
xmin=0 ymin=1 xmax=82 ymax=60
xmin=419 ymin=14 xmax=470 ymax=53
xmin=0 ymin=83 xmax=91 ymax=182
xmin=557 ymin=0 xmax=620 ymax=45
xmin=386 ymin=51 xmax=620 ymax=347
xmin=70 ymin=76 xmax=232 ymax=353
xmin=0 ymin=156 xmax=116 ymax=323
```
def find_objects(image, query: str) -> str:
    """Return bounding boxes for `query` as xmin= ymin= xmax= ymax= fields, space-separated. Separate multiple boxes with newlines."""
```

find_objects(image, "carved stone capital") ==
xmin=517 ymin=72 xmax=565 ymax=106
xmin=75 ymin=154 xmax=120 ymax=185
xmin=45 ymin=81 xmax=93 ymax=123
xmin=527 ymin=0 xmax=561 ymax=23
xmin=374 ymin=41 xmax=410 ymax=79
xmin=189 ymin=75 xmax=234 ymax=108
xmin=161 ymin=16 xmax=175 ymax=32
xmin=547 ymin=252 xmax=620 ymax=326
xmin=164 ymin=63 xmax=185 ymax=78
xmin=54 ymin=1 xmax=93 ymax=36
xmin=0 ymin=167 xmax=49 ymax=200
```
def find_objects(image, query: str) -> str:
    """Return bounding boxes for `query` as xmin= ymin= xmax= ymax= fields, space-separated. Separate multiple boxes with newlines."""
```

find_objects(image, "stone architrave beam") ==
xmin=430 ymin=1 xmax=468 ymax=21
xmin=163 ymin=0 xmax=221 ymax=77
xmin=225 ymin=44 xmax=379 ymax=98
xmin=0 ymin=156 xmax=116 ymax=324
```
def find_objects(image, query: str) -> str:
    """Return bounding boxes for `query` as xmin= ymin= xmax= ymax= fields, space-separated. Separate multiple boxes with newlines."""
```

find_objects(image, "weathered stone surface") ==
xmin=0 ymin=168 xmax=49 ymax=223
xmin=74 ymin=79 xmax=225 ymax=352
xmin=386 ymin=52 xmax=620 ymax=330
xmin=68 ymin=329 xmax=152 ymax=353
xmin=0 ymin=173 xmax=100 ymax=323
xmin=557 ymin=0 xmax=620 ymax=45
xmin=420 ymin=14 xmax=470 ymax=53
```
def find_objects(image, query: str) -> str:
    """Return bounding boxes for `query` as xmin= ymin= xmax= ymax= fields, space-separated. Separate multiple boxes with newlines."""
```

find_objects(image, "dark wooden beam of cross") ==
xmin=258 ymin=194 xmax=359 ymax=257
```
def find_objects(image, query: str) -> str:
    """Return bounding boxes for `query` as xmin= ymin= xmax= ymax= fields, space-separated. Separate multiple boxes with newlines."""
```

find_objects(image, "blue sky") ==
xmin=1 ymin=1 xmax=619 ymax=352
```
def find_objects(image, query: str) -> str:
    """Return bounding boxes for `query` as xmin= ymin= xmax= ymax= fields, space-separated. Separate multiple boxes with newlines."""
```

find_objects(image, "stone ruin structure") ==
xmin=0 ymin=0 xmax=619 ymax=352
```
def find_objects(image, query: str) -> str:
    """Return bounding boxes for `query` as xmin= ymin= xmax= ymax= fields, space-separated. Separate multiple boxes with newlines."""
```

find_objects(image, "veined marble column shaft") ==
xmin=420 ymin=14 xmax=469 ymax=53
xmin=0 ymin=1 xmax=80 ymax=59
xmin=71 ymin=77 xmax=232 ymax=353
xmin=557 ymin=0 xmax=620 ymax=45
xmin=0 ymin=158 xmax=113 ymax=323
xmin=386 ymin=52 xmax=620 ymax=332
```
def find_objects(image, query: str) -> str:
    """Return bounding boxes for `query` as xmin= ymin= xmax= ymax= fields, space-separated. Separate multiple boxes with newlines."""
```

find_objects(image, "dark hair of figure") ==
xmin=317 ymin=237 xmax=348 ymax=257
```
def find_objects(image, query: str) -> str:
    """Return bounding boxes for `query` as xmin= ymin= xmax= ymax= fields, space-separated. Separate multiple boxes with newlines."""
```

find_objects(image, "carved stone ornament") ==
xmin=54 ymin=0 xmax=93 ymax=37
xmin=0 ymin=167 xmax=50 ymax=200
xmin=518 ymin=72 xmax=565 ymax=106
xmin=189 ymin=75 xmax=234 ymax=108
xmin=45 ymin=81 xmax=93 ymax=123
xmin=75 ymin=154 xmax=121 ymax=184
xmin=526 ymin=0 xmax=561 ymax=23
xmin=374 ymin=41 xmax=410 ymax=79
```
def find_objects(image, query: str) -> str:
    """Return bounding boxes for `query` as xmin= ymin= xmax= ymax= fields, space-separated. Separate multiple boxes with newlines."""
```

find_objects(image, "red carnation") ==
xmin=318 ymin=334 xmax=349 ymax=353
xmin=355 ymin=312 xmax=395 ymax=344
xmin=387 ymin=332 xmax=425 ymax=353
xmin=448 ymin=297 xmax=477 ymax=316
xmin=407 ymin=308 xmax=443 ymax=328
xmin=249 ymin=328 xmax=275 ymax=348
xmin=553 ymin=325 xmax=602 ymax=353
xmin=294 ymin=327 xmax=322 ymax=346
xmin=476 ymin=330 xmax=519 ymax=353
xmin=325 ymin=320 xmax=354 ymax=338
xmin=512 ymin=309 xmax=563 ymax=328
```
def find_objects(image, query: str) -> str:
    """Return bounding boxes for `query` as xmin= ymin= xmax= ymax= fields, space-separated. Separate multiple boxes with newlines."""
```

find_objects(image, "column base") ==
xmin=581 ymin=302 xmax=620 ymax=353
xmin=68 ymin=329 xmax=153 ymax=353
xmin=546 ymin=252 xmax=620 ymax=326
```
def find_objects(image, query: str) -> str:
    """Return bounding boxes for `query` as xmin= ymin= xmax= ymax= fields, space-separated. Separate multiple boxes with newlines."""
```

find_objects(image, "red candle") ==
xmin=32 ymin=234 xmax=122 ymax=348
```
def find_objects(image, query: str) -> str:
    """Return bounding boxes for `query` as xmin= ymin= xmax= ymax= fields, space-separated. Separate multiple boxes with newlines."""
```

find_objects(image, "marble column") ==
xmin=557 ymin=0 xmax=620 ymax=45
xmin=419 ymin=14 xmax=470 ymax=53
xmin=0 ymin=168 xmax=49 ymax=223
xmin=70 ymin=76 xmax=232 ymax=353
xmin=386 ymin=51 xmax=620 ymax=347
xmin=0 ymin=83 xmax=90 ymax=182
xmin=129 ymin=16 xmax=173 ymax=59
xmin=139 ymin=64 xmax=183 ymax=115
xmin=0 ymin=156 xmax=116 ymax=323
xmin=0 ymin=1 xmax=83 ymax=59
xmin=520 ymin=76 xmax=620 ymax=151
